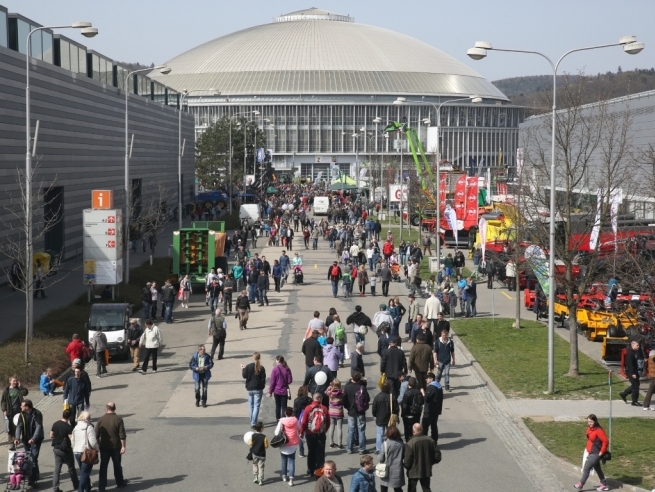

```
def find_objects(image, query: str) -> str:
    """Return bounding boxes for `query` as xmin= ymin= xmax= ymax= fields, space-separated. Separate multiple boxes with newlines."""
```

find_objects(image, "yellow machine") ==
xmin=33 ymin=252 xmax=52 ymax=275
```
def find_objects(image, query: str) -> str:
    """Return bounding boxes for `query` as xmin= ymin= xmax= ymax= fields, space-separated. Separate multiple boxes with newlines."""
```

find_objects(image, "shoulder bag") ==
xmin=375 ymin=443 xmax=388 ymax=478
xmin=388 ymin=393 xmax=399 ymax=427
xmin=80 ymin=426 xmax=99 ymax=465
xmin=270 ymin=428 xmax=288 ymax=448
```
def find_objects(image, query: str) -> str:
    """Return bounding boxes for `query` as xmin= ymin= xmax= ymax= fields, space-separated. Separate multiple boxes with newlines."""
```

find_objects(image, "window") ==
xmin=0 ymin=11 xmax=8 ymax=48
xmin=59 ymin=40 xmax=71 ymax=71
xmin=42 ymin=31 xmax=52 ymax=64
xmin=69 ymin=42 xmax=78 ymax=73
xmin=78 ymin=46 xmax=86 ymax=74
xmin=17 ymin=19 xmax=29 ymax=54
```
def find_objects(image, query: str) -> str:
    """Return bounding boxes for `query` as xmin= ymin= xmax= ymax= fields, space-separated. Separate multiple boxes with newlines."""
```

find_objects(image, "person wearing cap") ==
xmin=421 ymin=372 xmax=443 ymax=442
xmin=126 ymin=319 xmax=143 ymax=372
xmin=373 ymin=304 xmax=393 ymax=331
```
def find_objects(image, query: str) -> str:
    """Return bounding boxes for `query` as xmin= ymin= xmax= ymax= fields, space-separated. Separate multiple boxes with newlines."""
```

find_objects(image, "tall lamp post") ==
xmin=24 ymin=22 xmax=97 ymax=357
xmin=178 ymin=88 xmax=220 ymax=229
xmin=467 ymin=36 xmax=644 ymax=393
xmin=394 ymin=96 xmax=482 ymax=262
xmin=124 ymin=65 xmax=170 ymax=284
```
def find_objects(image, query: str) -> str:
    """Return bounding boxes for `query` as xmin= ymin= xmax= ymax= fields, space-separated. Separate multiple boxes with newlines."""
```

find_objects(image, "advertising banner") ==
xmin=524 ymin=245 xmax=550 ymax=296
xmin=388 ymin=184 xmax=409 ymax=203
xmin=83 ymin=209 xmax=123 ymax=283
xmin=454 ymin=175 xmax=466 ymax=219
xmin=465 ymin=177 xmax=479 ymax=228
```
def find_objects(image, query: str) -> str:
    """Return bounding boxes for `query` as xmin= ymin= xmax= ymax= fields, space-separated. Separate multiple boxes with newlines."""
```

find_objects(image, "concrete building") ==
xmin=153 ymin=7 xmax=522 ymax=182
xmin=0 ymin=4 xmax=194 ymax=280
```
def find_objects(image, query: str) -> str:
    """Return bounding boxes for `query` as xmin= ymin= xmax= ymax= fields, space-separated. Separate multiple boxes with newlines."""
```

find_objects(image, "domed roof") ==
xmin=153 ymin=8 xmax=507 ymax=100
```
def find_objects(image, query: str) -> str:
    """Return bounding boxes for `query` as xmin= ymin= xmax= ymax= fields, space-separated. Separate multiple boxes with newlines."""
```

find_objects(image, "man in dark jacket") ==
xmin=421 ymin=372 xmax=444 ymax=442
xmin=302 ymin=330 xmax=323 ymax=369
xmin=207 ymin=279 xmax=222 ymax=313
xmin=141 ymin=283 xmax=152 ymax=320
xmin=620 ymin=339 xmax=642 ymax=406
xmin=126 ymin=318 xmax=143 ymax=371
xmin=63 ymin=367 xmax=91 ymax=425
xmin=161 ymin=280 xmax=176 ymax=324
xmin=303 ymin=356 xmax=333 ymax=396
xmin=327 ymin=261 xmax=342 ymax=298
xmin=401 ymin=377 xmax=423 ymax=443
xmin=342 ymin=372 xmax=369 ymax=454
xmin=404 ymin=423 xmax=441 ymax=492
xmin=408 ymin=333 xmax=433 ymax=390
xmin=256 ymin=269 xmax=269 ymax=307
xmin=14 ymin=399 xmax=44 ymax=486
xmin=346 ymin=305 xmax=372 ymax=344
xmin=248 ymin=268 xmax=260 ymax=304
xmin=235 ymin=290 xmax=251 ymax=329
xmin=379 ymin=264 xmax=391 ymax=297
xmin=351 ymin=342 xmax=366 ymax=377
xmin=381 ymin=337 xmax=407 ymax=399
xmin=222 ymin=274 xmax=235 ymax=314
xmin=372 ymin=381 xmax=399 ymax=454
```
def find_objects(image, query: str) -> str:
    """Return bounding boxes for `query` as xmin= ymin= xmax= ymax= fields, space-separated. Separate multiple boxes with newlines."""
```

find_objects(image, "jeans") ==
xmin=96 ymin=351 xmax=107 ymax=376
xmin=466 ymin=296 xmax=477 ymax=317
xmin=274 ymin=394 xmax=287 ymax=421
xmin=164 ymin=301 xmax=174 ymax=323
xmin=258 ymin=289 xmax=268 ymax=305
xmin=376 ymin=425 xmax=387 ymax=452
xmin=23 ymin=440 xmax=40 ymax=483
xmin=305 ymin=432 xmax=326 ymax=473
xmin=53 ymin=448 xmax=79 ymax=491
xmin=342 ymin=281 xmax=351 ymax=297
xmin=210 ymin=336 xmax=225 ymax=360
xmin=336 ymin=344 xmax=345 ymax=364
xmin=347 ymin=414 xmax=366 ymax=452
xmin=368 ymin=259 xmax=374 ymax=271
xmin=329 ymin=417 xmax=343 ymax=446
xmin=150 ymin=302 xmax=157 ymax=319
xmin=99 ymin=447 xmax=125 ymax=491
xmin=436 ymin=361 xmax=451 ymax=387
xmin=280 ymin=452 xmax=296 ymax=479
xmin=195 ymin=379 xmax=208 ymax=403
xmin=74 ymin=453 xmax=93 ymax=492
xmin=621 ymin=375 xmax=641 ymax=403
xmin=354 ymin=332 xmax=365 ymax=345
xmin=248 ymin=390 xmax=263 ymax=426
xmin=331 ymin=280 xmax=339 ymax=297
xmin=274 ymin=277 xmax=281 ymax=292
xmin=248 ymin=283 xmax=259 ymax=302
xmin=142 ymin=347 xmax=158 ymax=372
xmin=223 ymin=292 xmax=233 ymax=313
xmin=421 ymin=415 xmax=439 ymax=441
xmin=313 ymin=238 xmax=318 ymax=249
xmin=141 ymin=301 xmax=151 ymax=318
xmin=209 ymin=296 xmax=220 ymax=312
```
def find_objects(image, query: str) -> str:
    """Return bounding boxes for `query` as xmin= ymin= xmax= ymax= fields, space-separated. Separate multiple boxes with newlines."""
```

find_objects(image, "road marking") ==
xmin=501 ymin=291 xmax=514 ymax=300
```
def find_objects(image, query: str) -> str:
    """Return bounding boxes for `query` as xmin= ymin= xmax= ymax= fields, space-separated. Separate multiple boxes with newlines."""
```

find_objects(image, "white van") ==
xmin=314 ymin=196 xmax=329 ymax=215
xmin=239 ymin=204 xmax=261 ymax=223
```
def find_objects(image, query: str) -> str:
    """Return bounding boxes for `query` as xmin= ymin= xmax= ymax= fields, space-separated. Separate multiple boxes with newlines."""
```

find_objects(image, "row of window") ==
xmin=0 ymin=5 xmax=180 ymax=107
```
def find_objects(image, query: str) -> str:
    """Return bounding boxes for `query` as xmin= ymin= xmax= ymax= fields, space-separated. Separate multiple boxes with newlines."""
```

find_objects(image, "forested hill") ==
xmin=492 ymin=68 xmax=655 ymax=108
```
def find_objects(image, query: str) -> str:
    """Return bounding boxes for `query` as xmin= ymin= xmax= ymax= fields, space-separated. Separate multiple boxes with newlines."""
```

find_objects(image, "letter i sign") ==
xmin=92 ymin=190 xmax=113 ymax=210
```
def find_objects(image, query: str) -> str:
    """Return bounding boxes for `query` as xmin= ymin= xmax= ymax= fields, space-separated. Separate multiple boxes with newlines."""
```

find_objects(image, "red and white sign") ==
xmin=388 ymin=184 xmax=409 ymax=203
xmin=106 ymin=240 xmax=116 ymax=248
xmin=107 ymin=228 xmax=115 ymax=236
xmin=107 ymin=216 xmax=116 ymax=223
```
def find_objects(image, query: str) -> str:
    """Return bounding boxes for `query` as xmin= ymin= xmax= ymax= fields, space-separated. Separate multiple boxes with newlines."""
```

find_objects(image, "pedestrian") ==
xmin=268 ymin=356 xmax=293 ymax=421
xmin=293 ymin=387 xmax=312 ymax=458
xmin=329 ymin=316 xmax=348 ymax=368
xmin=327 ymin=261 xmax=342 ymax=299
xmin=379 ymin=263 xmax=391 ymax=297
xmin=273 ymin=260 xmax=283 ymax=292
xmin=315 ymin=460 xmax=344 ymax=492
xmin=248 ymin=421 xmax=269 ymax=486
xmin=433 ymin=329 xmax=455 ymax=392
xmin=350 ymin=454 xmax=376 ymax=492
xmin=92 ymin=329 xmax=108 ymax=378
xmin=236 ymin=290 xmax=251 ymax=330
xmin=14 ymin=399 xmax=43 ymax=485
xmin=404 ymin=423 xmax=441 ymax=492
xmin=351 ymin=342 xmax=366 ymax=377
xmin=343 ymin=372 xmax=369 ymax=454
xmin=275 ymin=407 xmax=300 ymax=486
xmin=242 ymin=352 xmax=267 ymax=429
xmin=96 ymin=402 xmax=129 ymax=491
xmin=372 ymin=381 xmax=399 ymax=454
xmin=63 ymin=367 xmax=90 ymax=425
xmin=620 ymin=339 xmax=642 ymax=406
xmin=300 ymin=393 xmax=330 ymax=477
xmin=189 ymin=345 xmax=214 ymax=408
xmin=378 ymin=425 xmax=406 ymax=492
xmin=222 ymin=273 xmax=234 ymax=314
xmin=421 ymin=372 xmax=443 ymax=442
xmin=65 ymin=334 xmax=85 ymax=363
xmin=643 ymin=349 xmax=655 ymax=411
xmin=304 ymin=311 xmax=326 ymax=339
xmin=33 ymin=259 xmax=47 ymax=298
xmin=139 ymin=319 xmax=163 ymax=374
xmin=208 ymin=308 xmax=227 ymax=360
xmin=574 ymin=414 xmax=610 ymax=491
xmin=342 ymin=265 xmax=352 ymax=298
xmin=325 ymin=380 xmax=345 ymax=450
xmin=302 ymin=330 xmax=323 ymax=369
xmin=126 ymin=319 xmax=142 ymax=372
xmin=39 ymin=367 xmax=63 ymax=396
xmin=358 ymin=265 xmax=369 ymax=297
xmin=10 ymin=259 xmax=21 ymax=291
xmin=179 ymin=274 xmax=192 ymax=308
xmin=346 ymin=305 xmax=372 ymax=345
xmin=71 ymin=411 xmax=98 ymax=492
xmin=423 ymin=292 xmax=442 ymax=333
xmin=161 ymin=280 xmax=176 ymax=323
xmin=2 ymin=376 xmax=29 ymax=449
xmin=51 ymin=408 xmax=79 ymax=492
xmin=434 ymin=312 xmax=450 ymax=336
xmin=464 ymin=277 xmax=477 ymax=318
xmin=454 ymin=248 xmax=465 ymax=276
xmin=381 ymin=337 xmax=407 ymax=400
xmin=141 ymin=282 xmax=152 ymax=319
xmin=257 ymin=269 xmax=269 ymax=307
xmin=408 ymin=333 xmax=433 ymax=390
xmin=150 ymin=281 xmax=159 ymax=319
xmin=207 ymin=279 xmax=222 ymax=313
xmin=400 ymin=378 xmax=423 ymax=443
xmin=505 ymin=259 xmax=516 ymax=291
xmin=370 ymin=272 xmax=378 ymax=297
xmin=323 ymin=338 xmax=342 ymax=379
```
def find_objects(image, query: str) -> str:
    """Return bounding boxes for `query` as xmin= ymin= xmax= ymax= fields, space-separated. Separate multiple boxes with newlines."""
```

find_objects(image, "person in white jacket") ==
xmin=423 ymin=292 xmax=443 ymax=333
xmin=71 ymin=411 xmax=99 ymax=492
xmin=139 ymin=319 xmax=163 ymax=374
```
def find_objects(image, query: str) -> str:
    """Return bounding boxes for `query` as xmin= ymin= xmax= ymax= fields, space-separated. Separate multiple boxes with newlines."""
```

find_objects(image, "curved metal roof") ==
xmin=152 ymin=8 xmax=507 ymax=100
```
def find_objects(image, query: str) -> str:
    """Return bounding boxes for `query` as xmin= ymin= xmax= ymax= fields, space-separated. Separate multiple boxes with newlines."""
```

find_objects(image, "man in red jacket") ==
xmin=382 ymin=240 xmax=394 ymax=262
xmin=65 ymin=334 xmax=84 ymax=363
xmin=300 ymin=393 xmax=330 ymax=477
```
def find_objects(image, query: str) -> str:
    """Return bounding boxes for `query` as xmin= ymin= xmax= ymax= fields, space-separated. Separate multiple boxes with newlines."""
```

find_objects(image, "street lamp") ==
xmin=394 ymin=95 xmax=482 ymax=262
xmin=124 ymin=65 xmax=170 ymax=284
xmin=178 ymin=88 xmax=220 ymax=229
xmin=24 ymin=22 xmax=97 ymax=356
xmin=467 ymin=36 xmax=644 ymax=394
xmin=236 ymin=111 xmax=260 ymax=190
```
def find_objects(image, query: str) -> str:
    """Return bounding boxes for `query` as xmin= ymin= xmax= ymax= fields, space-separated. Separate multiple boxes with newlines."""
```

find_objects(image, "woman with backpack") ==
xmin=325 ymin=379 xmax=345 ymax=449
xmin=328 ymin=315 xmax=348 ymax=368
xmin=268 ymin=356 xmax=293 ymax=421
xmin=241 ymin=352 xmax=267 ymax=429
xmin=293 ymin=387 xmax=312 ymax=458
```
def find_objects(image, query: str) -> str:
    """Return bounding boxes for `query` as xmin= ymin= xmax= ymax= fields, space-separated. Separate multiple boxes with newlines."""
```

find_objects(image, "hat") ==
xmin=379 ymin=303 xmax=387 ymax=310
xmin=73 ymin=358 xmax=82 ymax=366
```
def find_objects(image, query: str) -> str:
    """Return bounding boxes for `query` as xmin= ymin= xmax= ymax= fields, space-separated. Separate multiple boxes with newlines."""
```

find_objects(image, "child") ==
xmin=39 ymin=368 xmax=63 ymax=396
xmin=369 ymin=273 xmax=378 ymax=297
xmin=248 ymin=422 xmax=268 ymax=485
xmin=9 ymin=451 xmax=26 ymax=490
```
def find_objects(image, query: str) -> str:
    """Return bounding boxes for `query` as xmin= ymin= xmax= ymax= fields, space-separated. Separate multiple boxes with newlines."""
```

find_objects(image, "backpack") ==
xmin=335 ymin=323 xmax=346 ymax=341
xmin=355 ymin=385 xmax=370 ymax=413
xmin=377 ymin=321 xmax=391 ymax=333
xmin=409 ymin=393 xmax=424 ymax=416
xmin=307 ymin=405 xmax=328 ymax=434
xmin=331 ymin=265 xmax=340 ymax=277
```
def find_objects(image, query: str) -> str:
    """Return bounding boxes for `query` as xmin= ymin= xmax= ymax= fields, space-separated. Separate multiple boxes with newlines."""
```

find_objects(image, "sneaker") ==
xmin=153 ymin=370 xmax=157 ymax=373
xmin=573 ymin=483 xmax=584 ymax=490
xmin=282 ymin=476 xmax=287 ymax=482
xmin=258 ymin=480 xmax=263 ymax=486
xmin=288 ymin=478 xmax=293 ymax=487
xmin=254 ymin=476 xmax=258 ymax=483
xmin=329 ymin=443 xmax=337 ymax=448
xmin=139 ymin=370 xmax=146 ymax=374
xmin=596 ymin=484 xmax=609 ymax=491
xmin=631 ymin=401 xmax=641 ymax=406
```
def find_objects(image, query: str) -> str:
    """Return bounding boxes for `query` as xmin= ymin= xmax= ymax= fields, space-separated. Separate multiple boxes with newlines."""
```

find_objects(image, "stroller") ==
xmin=390 ymin=263 xmax=402 ymax=282
xmin=7 ymin=449 xmax=33 ymax=491
xmin=293 ymin=266 xmax=304 ymax=285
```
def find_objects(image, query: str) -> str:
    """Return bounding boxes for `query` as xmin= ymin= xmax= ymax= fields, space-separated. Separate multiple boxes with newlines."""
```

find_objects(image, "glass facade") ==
xmin=114 ymin=65 xmax=135 ymax=94
xmin=54 ymin=37 xmax=86 ymax=74
xmin=135 ymin=74 xmax=151 ymax=97
xmin=0 ymin=9 xmax=6 ymax=48
xmin=152 ymin=81 xmax=166 ymax=104
xmin=89 ymin=52 xmax=113 ymax=85
xmin=9 ymin=16 xmax=53 ymax=63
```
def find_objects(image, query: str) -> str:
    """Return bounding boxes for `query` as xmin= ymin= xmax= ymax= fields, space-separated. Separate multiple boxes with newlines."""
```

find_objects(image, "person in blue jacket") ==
xmin=189 ymin=345 xmax=214 ymax=408
xmin=272 ymin=259 xmax=284 ymax=292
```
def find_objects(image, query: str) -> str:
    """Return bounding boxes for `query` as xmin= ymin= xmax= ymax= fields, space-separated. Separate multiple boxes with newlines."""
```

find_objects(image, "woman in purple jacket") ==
xmin=322 ymin=338 xmax=342 ymax=379
xmin=268 ymin=355 xmax=293 ymax=420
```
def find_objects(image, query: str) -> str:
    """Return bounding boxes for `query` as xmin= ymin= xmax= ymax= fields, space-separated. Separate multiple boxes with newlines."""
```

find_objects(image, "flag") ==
xmin=454 ymin=175 xmax=467 ymax=220
xmin=524 ymin=245 xmax=550 ymax=296
xmin=589 ymin=188 xmax=603 ymax=251
xmin=610 ymin=189 xmax=623 ymax=252
xmin=478 ymin=217 xmax=487 ymax=260
xmin=445 ymin=205 xmax=459 ymax=246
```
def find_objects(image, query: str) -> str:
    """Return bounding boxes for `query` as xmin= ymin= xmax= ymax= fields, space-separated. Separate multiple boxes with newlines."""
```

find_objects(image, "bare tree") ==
xmin=0 ymin=163 xmax=68 ymax=362
xmin=521 ymin=74 xmax=637 ymax=377
xmin=130 ymin=183 xmax=175 ymax=257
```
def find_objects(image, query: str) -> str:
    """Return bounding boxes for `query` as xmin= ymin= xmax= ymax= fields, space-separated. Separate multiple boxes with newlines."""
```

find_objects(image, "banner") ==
xmin=256 ymin=148 xmax=265 ymax=163
xmin=589 ymin=188 xmax=603 ymax=251
xmin=610 ymin=189 xmax=623 ymax=236
xmin=388 ymin=184 xmax=408 ymax=203
xmin=445 ymin=205 xmax=459 ymax=246
xmin=478 ymin=217 xmax=487 ymax=260
xmin=439 ymin=174 xmax=448 ymax=213
xmin=454 ymin=175 xmax=467 ymax=219
xmin=465 ymin=177 xmax=479 ymax=229
xmin=516 ymin=148 xmax=524 ymax=177
xmin=524 ymin=244 xmax=550 ymax=296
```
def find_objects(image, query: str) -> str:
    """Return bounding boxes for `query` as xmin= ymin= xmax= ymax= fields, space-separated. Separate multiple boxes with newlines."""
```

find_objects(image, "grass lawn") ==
xmin=0 ymin=258 xmax=171 ymax=386
xmin=452 ymin=318 xmax=628 ymax=399
xmin=525 ymin=417 xmax=655 ymax=490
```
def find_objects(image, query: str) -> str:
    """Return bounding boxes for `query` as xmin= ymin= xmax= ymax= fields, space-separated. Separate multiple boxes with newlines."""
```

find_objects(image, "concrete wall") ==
xmin=0 ymin=45 xmax=195 ymax=274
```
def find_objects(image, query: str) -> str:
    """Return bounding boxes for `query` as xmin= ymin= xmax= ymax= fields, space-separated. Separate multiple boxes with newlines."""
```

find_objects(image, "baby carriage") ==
xmin=390 ymin=263 xmax=402 ymax=282
xmin=293 ymin=266 xmax=304 ymax=285
xmin=7 ymin=449 xmax=33 ymax=491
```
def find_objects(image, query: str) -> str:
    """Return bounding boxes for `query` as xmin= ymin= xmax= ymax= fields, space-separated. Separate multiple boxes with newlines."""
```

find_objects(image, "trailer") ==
xmin=171 ymin=222 xmax=228 ymax=284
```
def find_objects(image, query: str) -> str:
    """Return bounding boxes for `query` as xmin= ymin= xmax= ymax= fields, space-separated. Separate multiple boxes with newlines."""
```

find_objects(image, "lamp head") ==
xmin=80 ymin=27 xmax=98 ymax=38
xmin=624 ymin=42 xmax=644 ymax=55
xmin=467 ymin=48 xmax=487 ymax=60
xmin=159 ymin=66 xmax=172 ymax=75
xmin=373 ymin=117 xmax=382 ymax=124
xmin=471 ymin=96 xmax=483 ymax=104
xmin=359 ymin=127 xmax=366 ymax=132
xmin=422 ymin=118 xmax=431 ymax=125
xmin=72 ymin=22 xmax=92 ymax=28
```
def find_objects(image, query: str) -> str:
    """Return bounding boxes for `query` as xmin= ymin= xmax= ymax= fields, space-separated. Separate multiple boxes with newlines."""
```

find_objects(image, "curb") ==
xmin=451 ymin=328 xmax=653 ymax=492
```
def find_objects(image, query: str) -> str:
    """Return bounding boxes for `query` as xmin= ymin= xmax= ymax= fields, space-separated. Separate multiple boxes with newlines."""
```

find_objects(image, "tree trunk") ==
xmin=568 ymin=304 xmax=580 ymax=376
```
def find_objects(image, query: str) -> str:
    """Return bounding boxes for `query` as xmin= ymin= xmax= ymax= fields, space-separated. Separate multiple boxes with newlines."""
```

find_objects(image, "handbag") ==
xmin=374 ymin=441 xmax=388 ymax=478
xmin=388 ymin=393 xmax=399 ymax=427
xmin=377 ymin=373 xmax=386 ymax=390
xmin=286 ymin=388 xmax=292 ymax=401
xmin=80 ymin=427 xmax=99 ymax=465
xmin=270 ymin=429 xmax=288 ymax=448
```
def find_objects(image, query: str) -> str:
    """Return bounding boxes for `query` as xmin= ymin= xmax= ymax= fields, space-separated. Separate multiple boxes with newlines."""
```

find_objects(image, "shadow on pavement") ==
xmin=128 ymin=474 xmax=188 ymax=489
xmin=438 ymin=437 xmax=487 ymax=450
xmin=92 ymin=384 xmax=129 ymax=391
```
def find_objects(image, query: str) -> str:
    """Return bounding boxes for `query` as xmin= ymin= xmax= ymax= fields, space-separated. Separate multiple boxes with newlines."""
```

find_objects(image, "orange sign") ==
xmin=92 ymin=190 xmax=113 ymax=210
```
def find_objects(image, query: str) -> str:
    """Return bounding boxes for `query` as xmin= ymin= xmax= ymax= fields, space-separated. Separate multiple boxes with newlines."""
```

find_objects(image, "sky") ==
xmin=4 ymin=0 xmax=653 ymax=82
